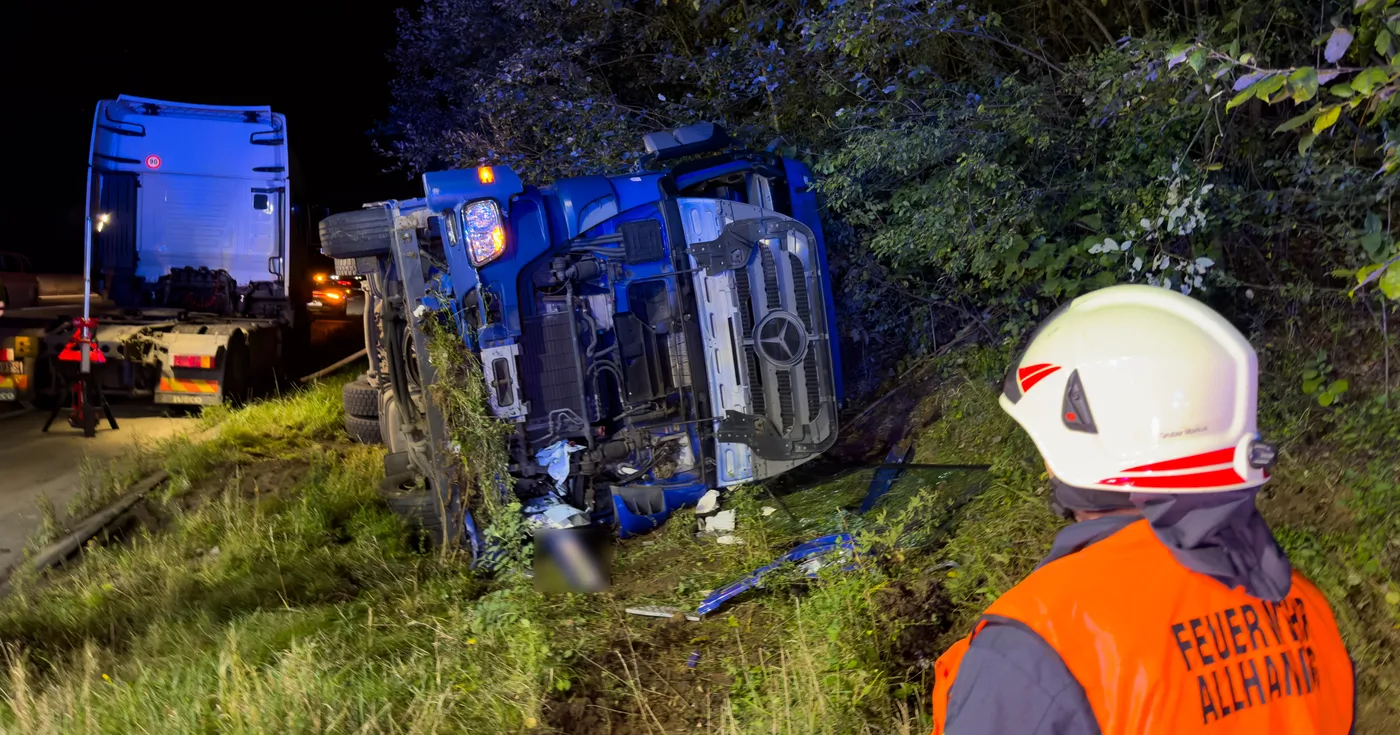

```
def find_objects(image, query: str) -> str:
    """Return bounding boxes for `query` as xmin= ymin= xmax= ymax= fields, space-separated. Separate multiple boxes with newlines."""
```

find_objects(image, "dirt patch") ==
xmin=830 ymin=367 xmax=944 ymax=464
xmin=873 ymin=576 xmax=955 ymax=679
xmin=606 ymin=543 xmax=693 ymax=600
xmin=547 ymin=613 xmax=733 ymax=734
xmin=80 ymin=456 xmax=315 ymax=555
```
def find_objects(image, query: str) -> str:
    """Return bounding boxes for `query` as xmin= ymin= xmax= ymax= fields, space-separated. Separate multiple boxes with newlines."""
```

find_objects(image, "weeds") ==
xmin=28 ymin=496 xmax=61 ymax=551
xmin=422 ymin=316 xmax=514 ymax=524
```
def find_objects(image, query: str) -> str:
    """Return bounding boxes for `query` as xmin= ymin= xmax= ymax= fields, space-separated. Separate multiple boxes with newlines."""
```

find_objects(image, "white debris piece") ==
xmin=534 ymin=440 xmax=584 ymax=493
xmin=761 ymin=506 xmax=777 ymax=517
xmin=716 ymin=534 xmax=743 ymax=545
xmin=695 ymin=489 xmax=720 ymax=515
xmin=625 ymin=606 xmax=700 ymax=622
xmin=704 ymin=509 xmax=736 ymax=533
xmin=413 ymin=304 xmax=429 ymax=318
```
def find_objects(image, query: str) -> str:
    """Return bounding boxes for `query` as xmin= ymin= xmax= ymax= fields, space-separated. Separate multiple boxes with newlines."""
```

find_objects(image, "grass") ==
xmin=0 ymin=297 xmax=1395 ymax=733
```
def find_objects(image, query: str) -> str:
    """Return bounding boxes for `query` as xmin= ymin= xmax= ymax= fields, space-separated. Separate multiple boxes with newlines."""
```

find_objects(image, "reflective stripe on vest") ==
xmin=931 ymin=519 xmax=1353 ymax=734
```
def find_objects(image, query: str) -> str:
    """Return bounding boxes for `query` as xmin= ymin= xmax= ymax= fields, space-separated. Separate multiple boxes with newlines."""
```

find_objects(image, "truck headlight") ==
xmin=463 ymin=200 xmax=506 ymax=267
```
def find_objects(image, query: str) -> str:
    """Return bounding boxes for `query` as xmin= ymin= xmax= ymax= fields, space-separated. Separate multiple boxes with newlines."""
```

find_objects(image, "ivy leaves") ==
xmin=1301 ymin=352 xmax=1350 ymax=407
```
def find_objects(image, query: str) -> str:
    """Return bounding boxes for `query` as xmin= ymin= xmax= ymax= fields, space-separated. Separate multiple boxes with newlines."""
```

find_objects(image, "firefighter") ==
xmin=932 ymin=285 xmax=1354 ymax=734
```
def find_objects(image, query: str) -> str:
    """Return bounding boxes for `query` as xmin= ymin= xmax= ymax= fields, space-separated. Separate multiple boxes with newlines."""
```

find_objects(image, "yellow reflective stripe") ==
xmin=159 ymin=378 xmax=220 ymax=393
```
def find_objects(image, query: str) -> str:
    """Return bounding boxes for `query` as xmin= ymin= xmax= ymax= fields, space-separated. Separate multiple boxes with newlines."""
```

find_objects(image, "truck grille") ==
xmin=678 ymin=197 xmax=838 ymax=472
xmin=742 ymin=240 xmax=818 ymax=436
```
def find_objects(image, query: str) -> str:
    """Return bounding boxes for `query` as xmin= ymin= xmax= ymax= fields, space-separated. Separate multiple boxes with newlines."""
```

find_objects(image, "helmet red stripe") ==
xmin=1018 ymin=365 xmax=1061 ymax=392
xmin=1099 ymin=468 xmax=1245 ymax=489
xmin=1122 ymin=447 xmax=1235 ymax=473
xmin=1017 ymin=363 xmax=1052 ymax=380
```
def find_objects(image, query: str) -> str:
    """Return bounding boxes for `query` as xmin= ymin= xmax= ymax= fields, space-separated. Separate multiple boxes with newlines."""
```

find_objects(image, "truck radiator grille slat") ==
xmin=734 ymin=265 xmax=754 ymax=335
xmin=803 ymin=355 xmax=822 ymax=424
xmin=744 ymin=347 xmax=767 ymax=417
xmin=759 ymin=246 xmax=781 ymax=311
xmin=788 ymin=253 xmax=812 ymax=331
xmin=775 ymin=371 xmax=795 ymax=432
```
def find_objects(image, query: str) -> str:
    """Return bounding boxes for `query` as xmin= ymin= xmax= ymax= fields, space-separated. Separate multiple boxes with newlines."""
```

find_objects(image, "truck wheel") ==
xmin=342 ymin=376 xmax=378 ymax=419
xmin=380 ymin=482 xmax=456 ymax=549
xmin=344 ymin=414 xmax=382 ymax=444
xmin=380 ymin=467 xmax=462 ymax=550
xmin=319 ymin=208 xmax=395 ymax=259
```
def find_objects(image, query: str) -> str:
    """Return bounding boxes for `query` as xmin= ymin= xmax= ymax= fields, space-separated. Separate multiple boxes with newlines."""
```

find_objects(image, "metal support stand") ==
xmin=43 ymin=369 xmax=118 ymax=438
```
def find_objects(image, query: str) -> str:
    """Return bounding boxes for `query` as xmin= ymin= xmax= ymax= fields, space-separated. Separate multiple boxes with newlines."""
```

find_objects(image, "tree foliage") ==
xmin=381 ymin=0 xmax=1400 ymax=369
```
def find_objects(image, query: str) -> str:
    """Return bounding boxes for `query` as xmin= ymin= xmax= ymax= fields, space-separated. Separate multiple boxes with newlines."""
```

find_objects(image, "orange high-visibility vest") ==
xmin=931 ymin=519 xmax=1353 ymax=734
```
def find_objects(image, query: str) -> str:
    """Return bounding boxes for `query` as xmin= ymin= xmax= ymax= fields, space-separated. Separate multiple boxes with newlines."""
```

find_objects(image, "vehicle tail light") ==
xmin=173 ymin=354 xmax=214 ymax=369
xmin=477 ymin=166 xmax=495 ymax=184
xmin=0 ymin=348 xmax=13 ymax=361
xmin=463 ymin=200 xmax=506 ymax=266
xmin=312 ymin=290 xmax=344 ymax=302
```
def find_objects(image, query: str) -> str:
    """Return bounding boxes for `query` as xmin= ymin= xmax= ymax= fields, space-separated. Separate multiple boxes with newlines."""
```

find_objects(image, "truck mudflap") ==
xmin=679 ymin=198 xmax=840 ymax=486
xmin=153 ymin=332 xmax=228 ymax=406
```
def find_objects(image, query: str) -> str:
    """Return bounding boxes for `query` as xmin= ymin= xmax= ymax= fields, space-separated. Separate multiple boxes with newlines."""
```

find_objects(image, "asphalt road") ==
xmin=0 ymin=404 xmax=195 ymax=578
xmin=0 ymin=315 xmax=363 ymax=580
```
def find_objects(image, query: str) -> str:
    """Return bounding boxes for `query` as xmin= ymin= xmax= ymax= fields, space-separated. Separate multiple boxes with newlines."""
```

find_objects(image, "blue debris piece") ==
xmin=858 ymin=438 xmax=914 ymax=514
xmin=697 ymin=533 xmax=857 ymax=616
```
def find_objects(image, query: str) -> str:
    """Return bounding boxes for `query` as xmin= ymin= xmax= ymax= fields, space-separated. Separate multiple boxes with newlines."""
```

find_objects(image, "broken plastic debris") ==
xmin=695 ymin=489 xmax=720 ymax=514
xmin=413 ymin=304 xmax=429 ymax=318
xmin=716 ymin=534 xmax=743 ymax=545
xmin=761 ymin=506 xmax=777 ymax=517
xmin=534 ymin=440 xmax=584 ymax=493
xmin=703 ymin=509 xmax=736 ymax=532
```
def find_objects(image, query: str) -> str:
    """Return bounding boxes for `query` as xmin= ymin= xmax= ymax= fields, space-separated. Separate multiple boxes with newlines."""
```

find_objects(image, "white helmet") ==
xmin=999 ymin=285 xmax=1275 ymax=494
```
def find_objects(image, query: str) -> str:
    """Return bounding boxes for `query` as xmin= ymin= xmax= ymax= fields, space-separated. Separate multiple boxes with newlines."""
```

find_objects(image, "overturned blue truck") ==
xmin=319 ymin=124 xmax=841 ymax=559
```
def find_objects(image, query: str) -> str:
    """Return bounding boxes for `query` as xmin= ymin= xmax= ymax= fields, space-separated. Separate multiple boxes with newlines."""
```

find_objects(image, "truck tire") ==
xmin=344 ymin=414 xmax=382 ymax=444
xmin=319 ymin=208 xmax=395 ymax=259
xmin=380 ymin=477 xmax=458 ymax=549
xmin=342 ymin=376 xmax=378 ymax=419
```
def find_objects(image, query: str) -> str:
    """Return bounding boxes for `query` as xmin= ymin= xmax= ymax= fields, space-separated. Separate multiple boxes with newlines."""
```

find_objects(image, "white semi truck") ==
xmin=0 ymin=95 xmax=298 ymax=408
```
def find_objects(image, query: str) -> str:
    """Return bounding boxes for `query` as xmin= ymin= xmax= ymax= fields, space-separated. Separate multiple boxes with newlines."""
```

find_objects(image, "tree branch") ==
xmin=1069 ymin=0 xmax=1115 ymax=46
xmin=943 ymin=29 xmax=1066 ymax=75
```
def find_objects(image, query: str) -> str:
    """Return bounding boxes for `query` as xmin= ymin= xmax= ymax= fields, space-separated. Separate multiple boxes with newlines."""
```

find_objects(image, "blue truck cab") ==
xmin=320 ymin=124 xmax=841 ymax=551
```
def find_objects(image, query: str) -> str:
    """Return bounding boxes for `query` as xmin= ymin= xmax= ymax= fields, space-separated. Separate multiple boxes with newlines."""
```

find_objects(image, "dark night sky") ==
xmin=2 ymin=1 xmax=419 ymax=274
